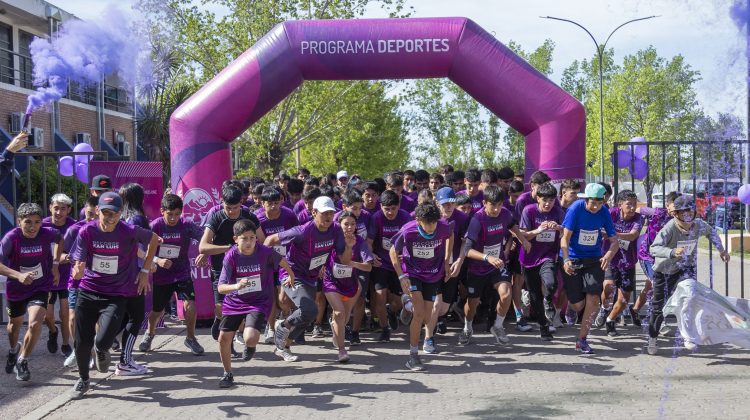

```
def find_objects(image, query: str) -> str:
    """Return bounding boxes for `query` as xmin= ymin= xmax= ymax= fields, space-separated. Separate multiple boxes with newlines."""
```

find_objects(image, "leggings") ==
xmin=283 ymin=282 xmax=318 ymax=341
xmin=523 ymin=260 xmax=557 ymax=327
xmin=120 ymin=294 xmax=145 ymax=364
xmin=74 ymin=290 xmax=126 ymax=381
xmin=648 ymin=271 xmax=684 ymax=338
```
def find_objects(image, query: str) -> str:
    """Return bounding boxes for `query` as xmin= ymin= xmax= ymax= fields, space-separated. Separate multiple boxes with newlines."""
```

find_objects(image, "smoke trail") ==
xmin=26 ymin=5 xmax=153 ymax=114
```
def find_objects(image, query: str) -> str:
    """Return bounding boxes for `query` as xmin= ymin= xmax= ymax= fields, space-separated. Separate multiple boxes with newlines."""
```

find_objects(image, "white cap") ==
xmin=336 ymin=170 xmax=349 ymax=180
xmin=313 ymin=196 xmax=337 ymax=213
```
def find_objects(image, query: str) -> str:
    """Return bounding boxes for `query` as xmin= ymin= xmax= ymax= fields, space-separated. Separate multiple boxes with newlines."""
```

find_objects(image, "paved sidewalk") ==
xmin=2 ymin=317 xmax=749 ymax=420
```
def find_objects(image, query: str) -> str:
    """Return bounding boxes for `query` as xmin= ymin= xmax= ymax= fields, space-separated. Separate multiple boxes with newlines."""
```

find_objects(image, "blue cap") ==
xmin=98 ymin=192 xmax=122 ymax=212
xmin=436 ymin=186 xmax=457 ymax=204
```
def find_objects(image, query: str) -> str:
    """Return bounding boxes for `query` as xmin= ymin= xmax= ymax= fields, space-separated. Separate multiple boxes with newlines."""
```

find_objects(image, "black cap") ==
xmin=91 ymin=174 xmax=112 ymax=191
xmin=673 ymin=196 xmax=695 ymax=211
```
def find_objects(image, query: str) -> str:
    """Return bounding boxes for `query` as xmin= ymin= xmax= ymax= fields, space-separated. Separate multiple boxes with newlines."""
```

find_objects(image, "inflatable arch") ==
xmin=169 ymin=17 xmax=585 ymax=212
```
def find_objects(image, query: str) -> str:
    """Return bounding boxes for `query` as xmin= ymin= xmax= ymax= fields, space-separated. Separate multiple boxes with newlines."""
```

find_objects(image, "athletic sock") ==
xmin=464 ymin=318 xmax=472 ymax=332
xmin=494 ymin=315 xmax=505 ymax=329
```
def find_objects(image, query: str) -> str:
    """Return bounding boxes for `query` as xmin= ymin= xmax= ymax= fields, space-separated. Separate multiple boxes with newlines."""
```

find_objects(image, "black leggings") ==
xmin=524 ymin=260 xmax=557 ymax=327
xmin=648 ymin=271 xmax=685 ymax=338
xmin=74 ymin=290 xmax=126 ymax=381
xmin=120 ymin=295 xmax=145 ymax=364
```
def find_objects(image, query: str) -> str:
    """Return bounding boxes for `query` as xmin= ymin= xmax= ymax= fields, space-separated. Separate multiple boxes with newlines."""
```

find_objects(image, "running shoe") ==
xmin=311 ymin=325 xmax=325 ymax=338
xmin=94 ymin=349 xmax=111 ymax=373
xmin=423 ymin=337 xmax=438 ymax=354
xmin=436 ymin=320 xmax=448 ymax=335
xmin=274 ymin=320 xmax=290 ymax=350
xmin=405 ymin=354 xmax=425 ymax=372
xmin=139 ymin=334 xmax=154 ymax=352
xmin=565 ymin=308 xmax=578 ymax=326
xmin=219 ymin=372 xmax=234 ymax=388
xmin=242 ymin=347 xmax=255 ymax=361
xmin=647 ymin=337 xmax=658 ymax=355
xmin=387 ymin=307 xmax=399 ymax=331
xmin=61 ymin=344 xmax=73 ymax=357
xmin=376 ymin=328 xmax=391 ymax=343
xmin=6 ymin=350 xmax=18 ymax=374
xmin=399 ymin=307 xmax=413 ymax=326
xmin=47 ymin=328 xmax=59 ymax=354
xmin=547 ymin=323 xmax=557 ymax=333
xmin=457 ymin=329 xmax=472 ymax=346
xmin=115 ymin=360 xmax=148 ymax=376
xmin=64 ymin=352 xmax=77 ymax=368
xmin=337 ymin=350 xmax=350 ymax=363
xmin=576 ymin=337 xmax=595 ymax=354
xmin=274 ymin=347 xmax=300 ymax=362
xmin=15 ymin=359 xmax=30 ymax=381
xmin=540 ymin=325 xmax=553 ymax=342
xmin=110 ymin=338 xmax=120 ymax=352
xmin=231 ymin=346 xmax=242 ymax=359
xmin=515 ymin=317 xmax=533 ymax=332
xmin=605 ymin=320 xmax=618 ymax=337
xmin=593 ymin=307 xmax=608 ymax=328
xmin=684 ymin=339 xmax=697 ymax=351
xmin=344 ymin=324 xmax=353 ymax=343
xmin=184 ymin=337 xmax=205 ymax=355
xmin=491 ymin=325 xmax=510 ymax=345
xmin=70 ymin=378 xmax=90 ymax=400
xmin=211 ymin=318 xmax=221 ymax=341
xmin=263 ymin=326 xmax=274 ymax=344
xmin=235 ymin=331 xmax=245 ymax=345
xmin=552 ymin=311 xmax=565 ymax=329
xmin=629 ymin=306 xmax=642 ymax=327
xmin=349 ymin=331 xmax=361 ymax=346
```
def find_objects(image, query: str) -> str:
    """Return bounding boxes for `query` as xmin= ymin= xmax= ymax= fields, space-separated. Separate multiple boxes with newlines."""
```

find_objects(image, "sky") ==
xmin=56 ymin=0 xmax=748 ymax=126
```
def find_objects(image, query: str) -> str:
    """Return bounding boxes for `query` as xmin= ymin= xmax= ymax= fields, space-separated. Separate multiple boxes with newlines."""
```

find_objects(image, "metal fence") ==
xmin=612 ymin=139 xmax=749 ymax=298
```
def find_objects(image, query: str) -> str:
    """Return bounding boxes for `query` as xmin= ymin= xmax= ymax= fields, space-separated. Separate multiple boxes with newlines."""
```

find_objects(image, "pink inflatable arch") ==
xmin=170 ymin=16 xmax=585 ymax=212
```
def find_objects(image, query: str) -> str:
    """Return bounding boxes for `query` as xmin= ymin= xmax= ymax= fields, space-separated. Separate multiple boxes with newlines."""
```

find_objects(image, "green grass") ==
xmin=698 ymin=229 xmax=748 ymax=257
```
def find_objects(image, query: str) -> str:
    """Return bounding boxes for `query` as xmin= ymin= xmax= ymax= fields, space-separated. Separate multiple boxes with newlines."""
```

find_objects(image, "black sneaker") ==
xmin=606 ymin=320 xmax=618 ymax=337
xmin=6 ymin=350 xmax=18 ymax=374
xmin=15 ymin=359 xmax=30 ymax=381
xmin=70 ymin=378 xmax=90 ymax=399
xmin=629 ymin=306 xmax=642 ymax=327
xmin=95 ymin=349 xmax=110 ymax=373
xmin=436 ymin=320 xmax=447 ymax=335
xmin=376 ymin=328 xmax=391 ymax=343
xmin=540 ymin=325 xmax=554 ymax=341
xmin=219 ymin=372 xmax=234 ymax=388
xmin=211 ymin=318 xmax=221 ymax=341
xmin=387 ymin=308 xmax=399 ymax=331
xmin=350 ymin=331 xmax=361 ymax=346
xmin=61 ymin=344 xmax=73 ymax=357
xmin=242 ymin=347 xmax=255 ymax=361
xmin=344 ymin=324 xmax=353 ymax=343
xmin=47 ymin=328 xmax=59 ymax=354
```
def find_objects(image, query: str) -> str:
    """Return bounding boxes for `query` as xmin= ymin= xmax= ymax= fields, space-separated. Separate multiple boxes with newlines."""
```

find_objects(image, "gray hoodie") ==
xmin=650 ymin=218 xmax=724 ymax=275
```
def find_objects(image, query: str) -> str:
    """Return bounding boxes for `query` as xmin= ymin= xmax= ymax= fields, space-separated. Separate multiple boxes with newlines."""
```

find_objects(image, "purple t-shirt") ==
xmin=393 ymin=219 xmax=453 ymax=283
xmin=406 ymin=190 xmax=419 ymax=201
xmin=469 ymin=191 xmax=484 ymax=215
xmin=218 ymin=245 xmax=281 ymax=317
xmin=278 ymin=221 xmax=346 ymax=286
xmin=445 ymin=210 xmax=470 ymax=261
xmin=465 ymin=208 xmax=516 ymax=275
xmin=335 ymin=208 xmax=371 ymax=240
xmin=292 ymin=199 xmax=306 ymax=215
xmin=150 ymin=217 xmax=203 ymax=285
xmin=637 ymin=207 xmax=670 ymax=263
xmin=256 ymin=207 xmax=299 ymax=258
xmin=322 ymin=235 xmax=373 ymax=297
xmin=399 ymin=194 xmax=417 ymax=213
xmin=604 ymin=208 xmax=643 ymax=270
xmin=42 ymin=216 xmax=76 ymax=291
xmin=367 ymin=209 xmax=411 ymax=271
xmin=63 ymin=220 xmax=88 ymax=289
xmin=71 ymin=221 xmax=152 ymax=297
xmin=297 ymin=208 xmax=313 ymax=224
xmin=0 ymin=227 xmax=61 ymax=301
xmin=519 ymin=204 xmax=565 ymax=268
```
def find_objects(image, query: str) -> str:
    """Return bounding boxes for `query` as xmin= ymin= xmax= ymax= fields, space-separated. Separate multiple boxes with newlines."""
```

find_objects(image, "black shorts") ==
xmin=48 ymin=289 xmax=68 ymax=305
xmin=563 ymin=257 xmax=605 ymax=304
xmin=408 ymin=278 xmax=443 ymax=302
xmin=507 ymin=247 xmax=522 ymax=275
xmin=463 ymin=269 xmax=510 ymax=298
xmin=604 ymin=267 xmax=636 ymax=293
xmin=371 ymin=267 xmax=402 ymax=295
xmin=211 ymin=270 xmax=223 ymax=305
xmin=220 ymin=312 xmax=266 ymax=332
xmin=6 ymin=292 xmax=48 ymax=319
xmin=153 ymin=279 xmax=196 ymax=312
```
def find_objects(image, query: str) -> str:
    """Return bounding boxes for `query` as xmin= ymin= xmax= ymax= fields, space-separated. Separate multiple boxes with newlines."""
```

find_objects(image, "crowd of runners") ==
xmin=0 ymin=138 xmax=731 ymax=397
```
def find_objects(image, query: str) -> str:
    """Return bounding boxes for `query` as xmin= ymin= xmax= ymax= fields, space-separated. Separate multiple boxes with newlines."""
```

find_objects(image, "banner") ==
xmin=88 ymin=161 xmax=164 ymax=221
xmin=664 ymin=279 xmax=750 ymax=348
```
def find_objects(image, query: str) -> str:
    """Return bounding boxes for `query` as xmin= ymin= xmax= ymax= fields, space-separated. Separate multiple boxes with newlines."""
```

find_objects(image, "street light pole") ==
xmin=541 ymin=15 xmax=658 ymax=181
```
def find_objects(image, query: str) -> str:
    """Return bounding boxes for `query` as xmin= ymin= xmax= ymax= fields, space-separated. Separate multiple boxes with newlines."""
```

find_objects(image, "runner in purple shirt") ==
xmin=464 ymin=169 xmax=484 ymax=215
xmin=520 ymin=183 xmax=565 ymax=341
xmin=255 ymin=186 xmax=298 ymax=344
xmin=41 ymin=193 xmax=76 ymax=357
xmin=506 ymin=179 xmax=532 ymax=333
xmin=296 ymin=187 xmax=321 ymax=223
xmin=265 ymin=196 xmax=352 ymax=362
xmin=78 ymin=174 xmax=113 ymax=220
xmin=386 ymin=172 xmax=416 ymax=213
xmin=367 ymin=190 xmax=411 ymax=343
xmin=68 ymin=192 xmax=159 ymax=399
xmin=139 ymin=194 xmax=209 ymax=357
xmin=1 ymin=203 xmax=62 ymax=382
xmin=594 ymin=190 xmax=644 ymax=337
xmin=557 ymin=178 xmax=582 ymax=326
xmin=459 ymin=186 xmax=532 ymax=347
xmin=362 ymin=181 xmax=381 ymax=213
xmin=323 ymin=211 xmax=373 ymax=363
xmin=216 ymin=219 xmax=292 ymax=388
xmin=390 ymin=203 xmax=455 ymax=371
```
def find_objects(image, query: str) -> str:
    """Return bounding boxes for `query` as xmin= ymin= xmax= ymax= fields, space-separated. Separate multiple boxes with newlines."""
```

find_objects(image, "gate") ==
xmin=612 ymin=140 xmax=749 ymax=298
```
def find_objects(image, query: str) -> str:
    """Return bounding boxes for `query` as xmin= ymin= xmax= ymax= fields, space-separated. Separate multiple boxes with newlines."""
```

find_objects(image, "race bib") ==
xmin=677 ymin=240 xmax=697 ymax=256
xmin=309 ymin=253 xmax=329 ymax=270
xmin=618 ymin=238 xmax=630 ymax=251
xmin=332 ymin=263 xmax=353 ymax=279
xmin=413 ymin=245 xmax=435 ymax=259
xmin=158 ymin=244 xmax=181 ymax=259
xmin=92 ymin=254 xmax=118 ymax=275
xmin=483 ymin=243 xmax=502 ymax=258
xmin=273 ymin=245 xmax=287 ymax=256
xmin=237 ymin=274 xmax=262 ymax=294
xmin=578 ymin=229 xmax=598 ymax=246
xmin=536 ymin=230 xmax=555 ymax=243
xmin=381 ymin=237 xmax=393 ymax=251
xmin=20 ymin=263 xmax=43 ymax=280
xmin=357 ymin=226 xmax=367 ymax=239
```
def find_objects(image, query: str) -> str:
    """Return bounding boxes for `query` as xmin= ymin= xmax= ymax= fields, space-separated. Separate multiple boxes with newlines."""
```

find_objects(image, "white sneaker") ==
xmin=64 ymin=352 xmax=77 ymax=368
xmin=490 ymin=325 xmax=510 ymax=345
xmin=115 ymin=360 xmax=149 ymax=376
xmin=647 ymin=337 xmax=658 ymax=355
xmin=263 ymin=326 xmax=274 ymax=344
xmin=684 ymin=339 xmax=697 ymax=351
xmin=547 ymin=324 xmax=557 ymax=333
xmin=274 ymin=347 xmax=300 ymax=362
xmin=552 ymin=311 xmax=564 ymax=329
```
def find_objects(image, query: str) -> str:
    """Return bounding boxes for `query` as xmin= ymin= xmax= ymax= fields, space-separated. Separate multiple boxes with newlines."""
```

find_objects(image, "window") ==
xmin=18 ymin=31 xmax=34 ymax=89
xmin=0 ymin=22 xmax=12 ymax=84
